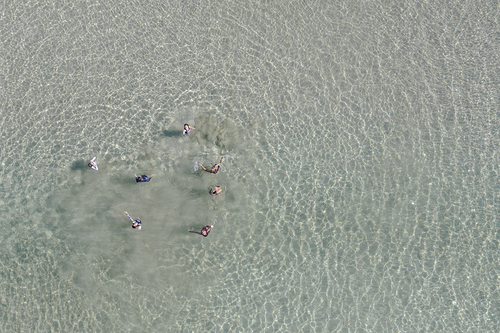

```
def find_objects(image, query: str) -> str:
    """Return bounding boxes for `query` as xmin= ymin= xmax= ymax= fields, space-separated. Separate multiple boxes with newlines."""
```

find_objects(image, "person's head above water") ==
xmin=188 ymin=225 xmax=214 ymax=237
xmin=134 ymin=174 xmax=155 ymax=182
xmin=132 ymin=219 xmax=142 ymax=230
xmin=125 ymin=211 xmax=142 ymax=230
xmin=209 ymin=186 xmax=222 ymax=195
xmin=183 ymin=124 xmax=194 ymax=134
xmin=201 ymin=225 xmax=214 ymax=236
xmin=198 ymin=156 xmax=224 ymax=174
xmin=88 ymin=157 xmax=98 ymax=170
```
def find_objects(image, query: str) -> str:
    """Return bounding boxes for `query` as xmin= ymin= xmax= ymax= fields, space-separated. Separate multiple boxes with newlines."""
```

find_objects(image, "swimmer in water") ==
xmin=198 ymin=156 xmax=224 ymax=174
xmin=88 ymin=157 xmax=98 ymax=171
xmin=209 ymin=186 xmax=222 ymax=195
xmin=183 ymin=123 xmax=194 ymax=135
xmin=189 ymin=225 xmax=214 ymax=237
xmin=134 ymin=174 xmax=155 ymax=183
xmin=124 ymin=211 xmax=142 ymax=230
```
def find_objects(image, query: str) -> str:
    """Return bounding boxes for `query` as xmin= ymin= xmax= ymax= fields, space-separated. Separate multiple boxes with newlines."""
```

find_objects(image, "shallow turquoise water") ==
xmin=1 ymin=0 xmax=499 ymax=332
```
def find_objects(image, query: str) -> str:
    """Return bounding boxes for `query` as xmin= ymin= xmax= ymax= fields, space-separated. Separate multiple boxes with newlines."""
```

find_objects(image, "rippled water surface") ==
xmin=1 ymin=1 xmax=499 ymax=332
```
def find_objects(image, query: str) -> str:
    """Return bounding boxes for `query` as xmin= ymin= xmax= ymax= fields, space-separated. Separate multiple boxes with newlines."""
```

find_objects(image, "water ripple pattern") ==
xmin=1 ymin=0 xmax=499 ymax=332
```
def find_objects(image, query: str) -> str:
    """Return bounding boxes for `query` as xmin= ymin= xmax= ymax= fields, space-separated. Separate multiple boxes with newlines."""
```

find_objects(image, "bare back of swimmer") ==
xmin=198 ymin=156 xmax=224 ymax=174
xmin=209 ymin=186 xmax=222 ymax=195
xmin=189 ymin=225 xmax=213 ymax=237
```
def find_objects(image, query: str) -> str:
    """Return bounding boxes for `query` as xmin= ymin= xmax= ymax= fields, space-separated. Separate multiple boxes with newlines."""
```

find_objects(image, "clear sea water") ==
xmin=1 ymin=1 xmax=499 ymax=332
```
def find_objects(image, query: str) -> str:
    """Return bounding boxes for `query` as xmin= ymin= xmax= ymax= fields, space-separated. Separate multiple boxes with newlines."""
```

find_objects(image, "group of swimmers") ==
xmin=86 ymin=123 xmax=223 ymax=237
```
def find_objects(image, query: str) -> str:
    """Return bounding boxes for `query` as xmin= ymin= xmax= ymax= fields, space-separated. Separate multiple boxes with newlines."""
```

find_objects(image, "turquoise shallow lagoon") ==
xmin=1 ymin=1 xmax=499 ymax=332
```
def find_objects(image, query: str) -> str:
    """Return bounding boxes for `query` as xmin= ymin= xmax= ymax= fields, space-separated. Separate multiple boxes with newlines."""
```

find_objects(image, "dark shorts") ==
xmin=136 ymin=175 xmax=151 ymax=182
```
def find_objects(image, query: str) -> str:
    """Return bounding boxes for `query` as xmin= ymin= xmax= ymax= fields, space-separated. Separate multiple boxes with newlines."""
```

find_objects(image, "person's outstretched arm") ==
xmin=188 ymin=230 xmax=202 ymax=235
xmin=215 ymin=156 xmax=224 ymax=167
xmin=198 ymin=163 xmax=207 ymax=171
xmin=124 ymin=211 xmax=134 ymax=222
xmin=212 ymin=157 xmax=224 ymax=169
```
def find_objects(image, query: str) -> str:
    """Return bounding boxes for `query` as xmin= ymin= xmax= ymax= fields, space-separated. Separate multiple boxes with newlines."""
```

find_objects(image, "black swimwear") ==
xmin=125 ymin=212 xmax=142 ymax=229
xmin=190 ymin=225 xmax=212 ymax=237
xmin=201 ymin=225 xmax=212 ymax=237
xmin=136 ymin=175 xmax=152 ymax=182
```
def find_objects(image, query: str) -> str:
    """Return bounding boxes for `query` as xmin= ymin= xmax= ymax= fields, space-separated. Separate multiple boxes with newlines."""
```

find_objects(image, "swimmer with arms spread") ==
xmin=124 ymin=211 xmax=142 ymax=230
xmin=189 ymin=225 xmax=214 ymax=237
xmin=134 ymin=174 xmax=155 ymax=183
xmin=198 ymin=156 xmax=224 ymax=174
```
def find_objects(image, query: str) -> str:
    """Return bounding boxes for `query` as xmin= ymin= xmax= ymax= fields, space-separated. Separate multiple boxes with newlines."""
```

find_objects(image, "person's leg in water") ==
xmin=189 ymin=225 xmax=214 ymax=237
xmin=124 ymin=211 xmax=142 ymax=230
